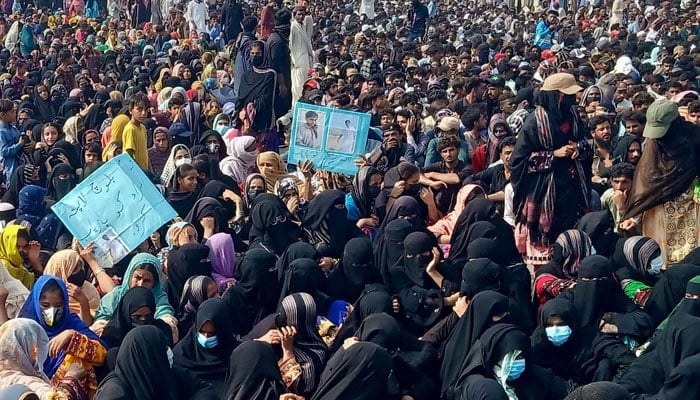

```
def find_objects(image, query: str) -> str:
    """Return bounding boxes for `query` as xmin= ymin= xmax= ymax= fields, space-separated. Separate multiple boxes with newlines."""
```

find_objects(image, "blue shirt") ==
xmin=0 ymin=122 xmax=22 ymax=184
xmin=533 ymin=21 xmax=555 ymax=49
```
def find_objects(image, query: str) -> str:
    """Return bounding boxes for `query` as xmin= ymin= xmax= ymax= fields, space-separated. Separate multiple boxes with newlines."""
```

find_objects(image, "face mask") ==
xmin=167 ymin=347 xmax=174 ymax=368
xmin=251 ymin=55 xmax=264 ymax=68
xmin=508 ymin=359 xmax=526 ymax=381
xmin=649 ymin=255 xmax=664 ymax=275
xmin=42 ymin=307 xmax=63 ymax=327
xmin=215 ymin=125 xmax=230 ymax=135
xmin=367 ymin=185 xmax=381 ymax=199
xmin=207 ymin=143 xmax=220 ymax=153
xmin=197 ymin=333 xmax=219 ymax=349
xmin=545 ymin=325 xmax=572 ymax=346
xmin=247 ymin=188 xmax=265 ymax=202
xmin=590 ymin=246 xmax=597 ymax=255
xmin=67 ymin=268 xmax=86 ymax=286
xmin=175 ymin=158 xmax=191 ymax=167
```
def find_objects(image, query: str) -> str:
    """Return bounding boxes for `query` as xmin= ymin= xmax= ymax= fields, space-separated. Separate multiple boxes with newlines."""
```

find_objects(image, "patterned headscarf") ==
xmin=623 ymin=236 xmax=661 ymax=276
xmin=553 ymin=229 xmax=592 ymax=279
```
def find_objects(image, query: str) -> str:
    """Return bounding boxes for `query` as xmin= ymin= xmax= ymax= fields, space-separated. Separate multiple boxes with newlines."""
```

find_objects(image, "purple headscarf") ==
xmin=206 ymin=233 xmax=236 ymax=291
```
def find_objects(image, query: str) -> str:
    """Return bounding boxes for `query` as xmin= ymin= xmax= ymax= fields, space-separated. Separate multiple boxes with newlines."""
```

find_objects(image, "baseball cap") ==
xmin=169 ymin=122 xmax=194 ymax=138
xmin=487 ymin=75 xmax=505 ymax=88
xmin=541 ymin=73 xmax=583 ymax=95
xmin=643 ymin=100 xmax=679 ymax=139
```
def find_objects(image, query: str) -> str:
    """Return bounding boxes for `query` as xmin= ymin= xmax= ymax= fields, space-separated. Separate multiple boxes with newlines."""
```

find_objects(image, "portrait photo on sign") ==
xmin=326 ymin=112 xmax=359 ymax=153
xmin=294 ymin=108 xmax=326 ymax=150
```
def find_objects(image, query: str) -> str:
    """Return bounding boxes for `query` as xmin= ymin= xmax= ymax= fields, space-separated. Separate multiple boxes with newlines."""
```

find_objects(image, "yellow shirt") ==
xmin=122 ymin=121 xmax=149 ymax=170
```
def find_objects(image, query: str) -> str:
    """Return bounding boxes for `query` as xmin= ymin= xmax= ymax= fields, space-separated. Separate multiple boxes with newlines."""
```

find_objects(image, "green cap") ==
xmin=643 ymin=99 xmax=679 ymax=139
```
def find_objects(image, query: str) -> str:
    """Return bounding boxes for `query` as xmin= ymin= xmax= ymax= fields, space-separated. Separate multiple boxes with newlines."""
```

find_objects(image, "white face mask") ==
xmin=166 ymin=347 xmax=174 ymax=368
xmin=649 ymin=255 xmax=664 ymax=275
xmin=175 ymin=157 xmax=191 ymax=167
xmin=590 ymin=246 xmax=597 ymax=256
xmin=42 ymin=307 xmax=57 ymax=326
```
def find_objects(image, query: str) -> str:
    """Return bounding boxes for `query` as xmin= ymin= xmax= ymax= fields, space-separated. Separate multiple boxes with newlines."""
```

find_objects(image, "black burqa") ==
xmin=277 ymin=258 xmax=330 ymax=315
xmin=173 ymin=298 xmax=237 ymax=394
xmin=310 ymin=342 xmax=393 ymax=400
xmin=325 ymin=237 xmax=381 ymax=303
xmin=165 ymin=242 xmax=212 ymax=309
xmin=248 ymin=195 xmax=300 ymax=255
xmin=575 ymin=210 xmax=618 ymax=258
xmin=302 ymin=189 xmax=355 ymax=258
xmin=101 ymin=286 xmax=173 ymax=348
xmin=223 ymin=248 xmax=279 ymax=335
xmin=374 ymin=219 xmax=413 ymax=288
xmin=275 ymin=241 xmax=318 ymax=283
xmin=185 ymin=197 xmax=231 ymax=241
xmin=223 ymin=340 xmax=286 ymax=400
xmin=440 ymin=290 xmax=511 ymax=396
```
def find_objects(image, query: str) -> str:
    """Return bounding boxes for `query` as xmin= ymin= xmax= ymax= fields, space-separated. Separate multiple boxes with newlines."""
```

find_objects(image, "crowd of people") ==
xmin=0 ymin=0 xmax=697 ymax=398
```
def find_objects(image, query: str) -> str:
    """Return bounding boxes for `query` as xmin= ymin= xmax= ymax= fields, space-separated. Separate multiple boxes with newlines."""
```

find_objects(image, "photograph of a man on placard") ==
xmin=327 ymin=113 xmax=358 ymax=153
xmin=295 ymin=109 xmax=325 ymax=149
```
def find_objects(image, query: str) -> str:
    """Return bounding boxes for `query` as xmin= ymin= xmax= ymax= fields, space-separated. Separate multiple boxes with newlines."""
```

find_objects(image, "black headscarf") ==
xmin=173 ymin=298 xmax=236 ymax=383
xmin=448 ymin=220 xmax=498 ymax=265
xmin=185 ymin=197 xmax=230 ymax=241
xmin=310 ymin=342 xmax=393 ymax=400
xmin=576 ymin=211 xmax=618 ymax=258
xmin=460 ymin=258 xmax=503 ymax=297
xmin=644 ymin=264 xmax=700 ymax=326
xmin=374 ymin=219 xmax=413 ymax=288
xmin=278 ymin=258 xmax=330 ymax=315
xmin=46 ymin=162 xmax=76 ymax=201
xmin=377 ymin=195 xmax=423 ymax=239
xmin=326 ymin=237 xmax=380 ymax=303
xmin=33 ymin=85 xmax=56 ymax=122
xmin=612 ymin=136 xmax=641 ymax=165
xmin=275 ymin=241 xmax=318 ymax=283
xmin=350 ymin=165 xmax=381 ymax=218
xmin=399 ymin=232 xmax=435 ymax=287
xmin=441 ymin=291 xmax=511 ymax=395
xmin=177 ymin=275 xmax=216 ymax=336
xmin=165 ymin=243 xmax=212 ymax=309
xmin=354 ymin=313 xmax=401 ymax=354
xmin=302 ymin=189 xmax=350 ymax=258
xmin=223 ymin=248 xmax=279 ymax=335
xmin=330 ymin=284 xmax=393 ymax=354
xmin=223 ymin=340 xmax=286 ymax=400
xmin=248 ymin=195 xmax=300 ymax=255
xmin=101 ymin=286 xmax=172 ymax=348
xmin=96 ymin=325 xmax=180 ymax=400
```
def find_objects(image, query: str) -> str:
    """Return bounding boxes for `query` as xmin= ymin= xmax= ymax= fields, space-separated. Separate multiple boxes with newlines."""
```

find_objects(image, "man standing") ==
xmin=221 ymin=0 xmax=243 ymax=42
xmin=266 ymin=9 xmax=292 ymax=118
xmin=233 ymin=16 xmax=258 ymax=98
xmin=408 ymin=0 xmax=428 ymax=43
xmin=185 ymin=0 xmax=208 ymax=36
xmin=290 ymin=7 xmax=313 ymax=104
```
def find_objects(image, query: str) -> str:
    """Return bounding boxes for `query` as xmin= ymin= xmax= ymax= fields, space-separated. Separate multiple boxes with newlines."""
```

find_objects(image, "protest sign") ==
xmin=288 ymin=103 xmax=370 ymax=175
xmin=52 ymin=154 xmax=177 ymax=266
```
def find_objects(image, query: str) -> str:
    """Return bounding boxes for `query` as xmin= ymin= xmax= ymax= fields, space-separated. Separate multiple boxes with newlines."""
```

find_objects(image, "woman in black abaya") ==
xmin=302 ymin=189 xmax=358 ymax=258
xmin=275 ymin=242 xmax=318 ymax=283
xmin=325 ymin=237 xmax=381 ymax=303
xmin=310 ymin=342 xmax=393 ymax=400
xmin=165 ymin=242 xmax=212 ymax=309
xmin=329 ymin=284 xmax=393 ymax=354
xmin=224 ymin=340 xmax=286 ymax=400
xmin=277 ymin=258 xmax=330 ymax=315
xmin=248 ymin=195 xmax=300 ymax=256
xmin=94 ymin=326 xmax=217 ymax=400
xmin=374 ymin=219 xmax=413 ymax=288
xmin=173 ymin=299 xmax=237 ymax=395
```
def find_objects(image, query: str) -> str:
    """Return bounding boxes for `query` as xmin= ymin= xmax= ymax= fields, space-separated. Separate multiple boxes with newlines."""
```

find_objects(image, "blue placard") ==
xmin=51 ymin=154 xmax=177 ymax=265
xmin=288 ymin=103 xmax=370 ymax=175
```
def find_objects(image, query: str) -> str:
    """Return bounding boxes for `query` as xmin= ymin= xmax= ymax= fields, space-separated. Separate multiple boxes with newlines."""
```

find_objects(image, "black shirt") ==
xmin=424 ymin=160 xmax=473 ymax=215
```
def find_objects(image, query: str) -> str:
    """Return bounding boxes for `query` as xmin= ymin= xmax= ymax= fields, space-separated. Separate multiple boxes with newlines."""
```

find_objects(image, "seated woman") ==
xmin=249 ymin=293 xmax=328 ymax=398
xmin=324 ymin=238 xmax=382 ymax=304
xmin=43 ymin=249 xmax=103 ymax=325
xmin=160 ymin=144 xmax=191 ymax=188
xmin=530 ymin=297 xmax=635 ymax=385
xmin=0 ymin=318 xmax=87 ymax=400
xmin=158 ymin=221 xmax=198 ymax=268
xmin=164 ymin=241 xmax=211 ymax=309
xmin=0 ymin=224 xmax=43 ymax=289
xmin=302 ymin=190 xmax=360 ymax=259
xmin=206 ymin=233 xmax=236 ymax=293
xmin=442 ymin=323 xmax=569 ymax=400
xmin=94 ymin=326 xmax=217 ymax=400
xmin=19 ymin=276 xmax=106 ymax=399
xmin=345 ymin=166 xmax=383 ymax=239
xmin=167 ymin=164 xmax=201 ymax=218
xmin=92 ymin=253 xmax=176 ymax=340
xmin=534 ymin=230 xmax=593 ymax=307
xmin=427 ymin=184 xmax=486 ymax=256
xmin=223 ymin=341 xmax=287 ymax=400
xmin=101 ymin=287 xmax=173 ymax=349
xmin=173 ymin=299 xmax=237 ymax=395
xmin=247 ymin=195 xmax=301 ymax=256
xmin=177 ymin=275 xmax=219 ymax=336
xmin=613 ymin=236 xmax=663 ymax=307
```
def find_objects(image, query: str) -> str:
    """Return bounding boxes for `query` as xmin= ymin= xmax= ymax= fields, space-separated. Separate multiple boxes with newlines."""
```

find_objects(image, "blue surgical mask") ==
xmin=166 ymin=347 xmax=174 ymax=368
xmin=197 ymin=333 xmax=219 ymax=349
xmin=215 ymin=125 xmax=230 ymax=135
xmin=545 ymin=325 xmax=572 ymax=347
xmin=590 ymin=246 xmax=597 ymax=255
xmin=649 ymin=256 xmax=663 ymax=275
xmin=508 ymin=359 xmax=526 ymax=381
